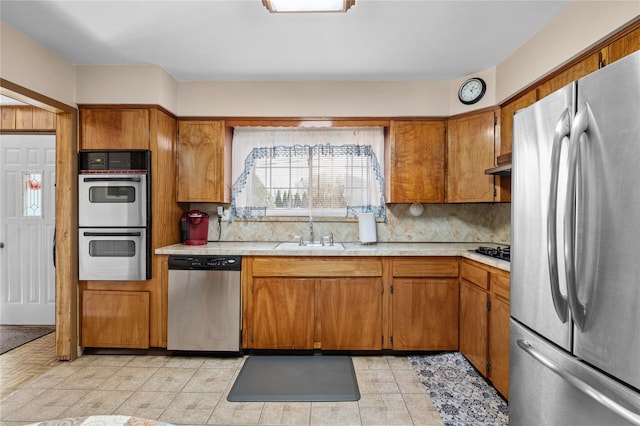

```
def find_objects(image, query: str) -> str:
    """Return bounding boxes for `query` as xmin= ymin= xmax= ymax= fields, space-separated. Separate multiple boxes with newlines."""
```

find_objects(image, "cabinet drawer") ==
xmin=461 ymin=259 xmax=489 ymax=290
xmin=252 ymin=257 xmax=382 ymax=277
xmin=392 ymin=257 xmax=458 ymax=277
xmin=491 ymin=271 xmax=510 ymax=302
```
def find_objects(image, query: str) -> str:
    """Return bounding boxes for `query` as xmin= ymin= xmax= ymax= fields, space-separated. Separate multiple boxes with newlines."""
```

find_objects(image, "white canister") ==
xmin=358 ymin=212 xmax=377 ymax=244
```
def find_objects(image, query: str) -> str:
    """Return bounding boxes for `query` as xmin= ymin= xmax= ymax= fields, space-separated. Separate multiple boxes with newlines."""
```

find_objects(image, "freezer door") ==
xmin=567 ymin=50 xmax=640 ymax=390
xmin=510 ymin=320 xmax=640 ymax=426
xmin=511 ymin=83 xmax=574 ymax=351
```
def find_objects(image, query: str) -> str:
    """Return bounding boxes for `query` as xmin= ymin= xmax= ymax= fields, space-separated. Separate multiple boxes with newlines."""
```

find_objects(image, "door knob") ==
xmin=0 ymin=242 xmax=4 ymax=249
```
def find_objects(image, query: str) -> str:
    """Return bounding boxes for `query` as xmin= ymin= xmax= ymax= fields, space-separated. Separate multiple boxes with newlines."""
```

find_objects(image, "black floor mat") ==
xmin=227 ymin=355 xmax=360 ymax=402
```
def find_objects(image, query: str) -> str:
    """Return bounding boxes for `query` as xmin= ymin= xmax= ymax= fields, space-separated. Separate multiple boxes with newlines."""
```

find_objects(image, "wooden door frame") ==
xmin=1 ymin=79 xmax=79 ymax=360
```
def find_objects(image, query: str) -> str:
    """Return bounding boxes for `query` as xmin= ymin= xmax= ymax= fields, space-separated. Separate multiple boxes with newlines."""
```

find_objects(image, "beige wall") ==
xmin=496 ymin=1 xmax=640 ymax=103
xmin=0 ymin=22 xmax=76 ymax=107
xmin=2 ymin=2 xmax=637 ymax=116
xmin=177 ymin=80 xmax=450 ymax=117
xmin=74 ymin=1 xmax=638 ymax=117
xmin=76 ymin=65 xmax=178 ymax=113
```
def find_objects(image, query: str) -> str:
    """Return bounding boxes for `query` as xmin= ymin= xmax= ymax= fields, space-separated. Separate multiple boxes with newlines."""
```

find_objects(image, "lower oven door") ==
xmin=79 ymin=228 xmax=148 ymax=280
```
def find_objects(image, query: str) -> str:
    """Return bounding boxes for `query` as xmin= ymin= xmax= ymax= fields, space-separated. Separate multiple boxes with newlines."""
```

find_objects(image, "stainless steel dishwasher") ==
xmin=167 ymin=255 xmax=241 ymax=352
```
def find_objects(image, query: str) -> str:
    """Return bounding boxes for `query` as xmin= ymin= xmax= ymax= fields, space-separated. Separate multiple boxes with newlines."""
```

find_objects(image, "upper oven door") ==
xmin=79 ymin=174 xmax=148 ymax=227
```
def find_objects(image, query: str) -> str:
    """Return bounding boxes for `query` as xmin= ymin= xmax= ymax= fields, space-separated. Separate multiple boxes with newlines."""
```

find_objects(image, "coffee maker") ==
xmin=180 ymin=210 xmax=209 ymax=245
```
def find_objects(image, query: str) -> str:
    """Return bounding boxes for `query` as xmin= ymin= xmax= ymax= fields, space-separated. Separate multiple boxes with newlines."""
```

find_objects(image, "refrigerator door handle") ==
xmin=517 ymin=339 xmax=640 ymax=425
xmin=565 ymin=103 xmax=594 ymax=331
xmin=547 ymin=109 xmax=571 ymax=323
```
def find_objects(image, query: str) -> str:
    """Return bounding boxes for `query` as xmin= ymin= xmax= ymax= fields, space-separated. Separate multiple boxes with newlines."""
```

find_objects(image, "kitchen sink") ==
xmin=275 ymin=242 xmax=344 ymax=250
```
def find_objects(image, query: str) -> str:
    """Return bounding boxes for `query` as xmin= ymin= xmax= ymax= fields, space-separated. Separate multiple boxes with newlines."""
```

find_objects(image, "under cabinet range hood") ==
xmin=485 ymin=152 xmax=512 ymax=175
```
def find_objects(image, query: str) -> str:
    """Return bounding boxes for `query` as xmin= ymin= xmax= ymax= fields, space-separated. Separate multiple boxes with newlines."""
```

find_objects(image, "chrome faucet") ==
xmin=309 ymin=216 xmax=314 ymax=245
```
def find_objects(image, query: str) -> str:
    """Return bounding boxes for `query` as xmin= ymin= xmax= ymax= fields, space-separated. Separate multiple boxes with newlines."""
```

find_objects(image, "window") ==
xmin=231 ymin=127 xmax=385 ymax=220
xmin=23 ymin=172 xmax=43 ymax=217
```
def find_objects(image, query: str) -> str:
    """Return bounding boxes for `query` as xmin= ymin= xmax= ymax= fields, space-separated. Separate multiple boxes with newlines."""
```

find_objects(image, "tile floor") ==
xmin=1 ymin=335 xmax=444 ymax=426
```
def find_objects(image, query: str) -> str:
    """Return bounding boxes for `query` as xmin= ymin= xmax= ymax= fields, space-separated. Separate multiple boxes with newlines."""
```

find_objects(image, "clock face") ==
xmin=458 ymin=78 xmax=486 ymax=105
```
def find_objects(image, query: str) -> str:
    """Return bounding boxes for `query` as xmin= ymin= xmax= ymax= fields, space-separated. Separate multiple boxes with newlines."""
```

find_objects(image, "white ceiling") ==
xmin=1 ymin=0 xmax=569 ymax=82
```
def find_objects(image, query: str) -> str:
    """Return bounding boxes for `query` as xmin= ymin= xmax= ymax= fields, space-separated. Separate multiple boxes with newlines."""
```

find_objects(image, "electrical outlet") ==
xmin=217 ymin=206 xmax=224 ymax=216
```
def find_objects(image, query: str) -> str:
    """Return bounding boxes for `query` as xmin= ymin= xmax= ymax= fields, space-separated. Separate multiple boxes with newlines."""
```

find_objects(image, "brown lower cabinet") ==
xmin=252 ymin=278 xmax=315 ymax=349
xmin=246 ymin=256 xmax=462 ymax=351
xmin=251 ymin=276 xmax=383 ymax=350
xmin=319 ymin=278 xmax=383 ymax=350
xmin=459 ymin=258 xmax=510 ymax=399
xmin=246 ymin=257 xmax=384 ymax=351
xmin=81 ymin=290 xmax=150 ymax=349
xmin=391 ymin=257 xmax=459 ymax=351
xmin=459 ymin=279 xmax=489 ymax=374
xmin=489 ymin=270 xmax=511 ymax=398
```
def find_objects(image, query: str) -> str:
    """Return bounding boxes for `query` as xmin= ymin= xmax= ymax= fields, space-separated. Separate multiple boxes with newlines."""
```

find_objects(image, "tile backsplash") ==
xmin=191 ymin=203 xmax=511 ymax=245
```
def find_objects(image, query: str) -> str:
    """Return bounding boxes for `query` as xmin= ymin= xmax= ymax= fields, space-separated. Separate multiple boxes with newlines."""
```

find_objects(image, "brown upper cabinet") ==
xmin=80 ymin=107 xmax=150 ymax=150
xmin=447 ymin=110 xmax=496 ymax=202
xmin=497 ymin=90 xmax=537 ymax=203
xmin=499 ymin=89 xmax=537 ymax=162
xmin=537 ymin=51 xmax=601 ymax=100
xmin=1 ymin=105 xmax=56 ymax=130
xmin=176 ymin=120 xmax=230 ymax=203
xmin=385 ymin=120 xmax=446 ymax=203
xmin=605 ymin=24 xmax=640 ymax=65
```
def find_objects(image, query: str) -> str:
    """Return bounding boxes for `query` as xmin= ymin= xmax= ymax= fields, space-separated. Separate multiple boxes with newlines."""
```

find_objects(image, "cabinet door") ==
xmin=81 ymin=290 xmax=150 ymax=348
xmin=489 ymin=295 xmax=510 ymax=399
xmin=319 ymin=278 xmax=382 ymax=350
xmin=15 ymin=106 xmax=34 ymax=129
xmin=252 ymin=278 xmax=315 ymax=349
xmin=392 ymin=278 xmax=459 ymax=351
xmin=386 ymin=120 xmax=445 ymax=203
xmin=537 ymin=52 xmax=601 ymax=100
xmin=607 ymin=25 xmax=640 ymax=64
xmin=32 ymin=108 xmax=56 ymax=130
xmin=177 ymin=120 xmax=228 ymax=202
xmin=447 ymin=111 xmax=495 ymax=202
xmin=459 ymin=279 xmax=488 ymax=375
xmin=1 ymin=105 xmax=17 ymax=129
xmin=499 ymin=89 xmax=537 ymax=159
xmin=80 ymin=108 xmax=150 ymax=150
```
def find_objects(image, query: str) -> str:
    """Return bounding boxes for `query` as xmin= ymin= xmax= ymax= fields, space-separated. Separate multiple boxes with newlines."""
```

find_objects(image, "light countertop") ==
xmin=156 ymin=241 xmax=510 ymax=271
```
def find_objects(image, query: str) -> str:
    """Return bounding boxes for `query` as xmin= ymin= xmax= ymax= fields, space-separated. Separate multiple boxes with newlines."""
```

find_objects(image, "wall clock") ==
xmin=458 ymin=77 xmax=486 ymax=105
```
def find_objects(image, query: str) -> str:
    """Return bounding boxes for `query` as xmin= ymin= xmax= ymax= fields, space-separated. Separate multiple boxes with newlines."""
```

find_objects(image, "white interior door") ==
xmin=0 ymin=134 xmax=56 ymax=325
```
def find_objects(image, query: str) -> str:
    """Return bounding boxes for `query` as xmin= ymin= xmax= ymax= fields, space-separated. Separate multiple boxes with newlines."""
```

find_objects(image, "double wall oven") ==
xmin=78 ymin=151 xmax=151 ymax=281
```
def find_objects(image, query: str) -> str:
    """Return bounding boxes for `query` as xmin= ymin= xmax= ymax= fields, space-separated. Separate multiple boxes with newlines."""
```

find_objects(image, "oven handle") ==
xmin=82 ymin=177 xmax=142 ymax=183
xmin=83 ymin=231 xmax=142 ymax=237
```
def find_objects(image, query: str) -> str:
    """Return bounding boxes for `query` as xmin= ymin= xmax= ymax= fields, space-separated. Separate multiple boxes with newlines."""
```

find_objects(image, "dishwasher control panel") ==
xmin=168 ymin=255 xmax=241 ymax=271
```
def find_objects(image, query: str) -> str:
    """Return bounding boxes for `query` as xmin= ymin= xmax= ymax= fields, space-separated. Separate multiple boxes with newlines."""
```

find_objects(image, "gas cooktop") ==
xmin=475 ymin=246 xmax=510 ymax=262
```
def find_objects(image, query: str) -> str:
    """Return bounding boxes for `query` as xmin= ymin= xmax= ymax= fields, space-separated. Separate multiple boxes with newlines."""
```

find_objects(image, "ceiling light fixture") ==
xmin=262 ymin=0 xmax=355 ymax=13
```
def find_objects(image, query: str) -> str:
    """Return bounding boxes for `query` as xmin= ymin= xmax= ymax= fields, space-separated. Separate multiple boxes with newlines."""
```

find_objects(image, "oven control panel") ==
xmin=79 ymin=151 xmax=150 ymax=172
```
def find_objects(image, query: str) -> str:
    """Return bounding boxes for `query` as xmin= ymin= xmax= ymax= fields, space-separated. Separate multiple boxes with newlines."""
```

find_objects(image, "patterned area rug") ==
xmin=26 ymin=415 xmax=173 ymax=425
xmin=0 ymin=325 xmax=55 ymax=355
xmin=409 ymin=352 xmax=509 ymax=426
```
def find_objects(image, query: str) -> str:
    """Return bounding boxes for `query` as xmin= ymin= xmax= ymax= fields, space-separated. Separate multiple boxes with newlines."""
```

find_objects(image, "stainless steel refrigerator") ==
xmin=509 ymin=50 xmax=640 ymax=425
